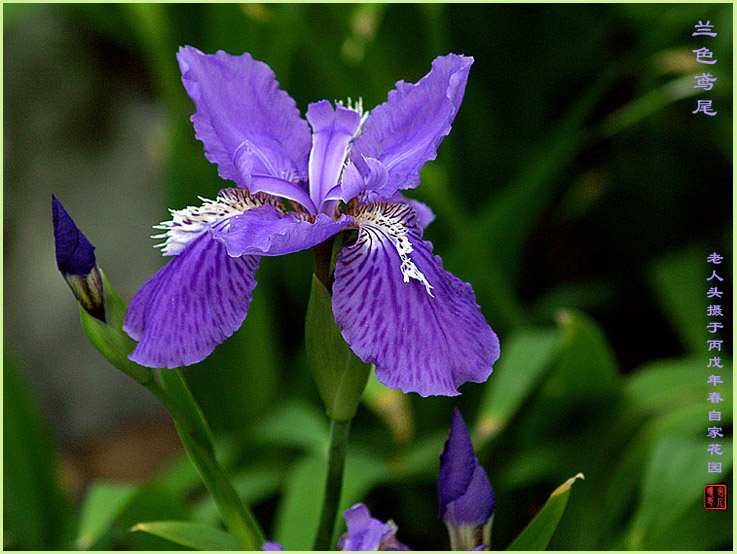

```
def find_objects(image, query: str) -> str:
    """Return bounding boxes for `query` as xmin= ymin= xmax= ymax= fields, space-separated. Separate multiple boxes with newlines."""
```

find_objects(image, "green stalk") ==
xmin=312 ymin=419 xmax=352 ymax=550
xmin=158 ymin=369 xmax=266 ymax=550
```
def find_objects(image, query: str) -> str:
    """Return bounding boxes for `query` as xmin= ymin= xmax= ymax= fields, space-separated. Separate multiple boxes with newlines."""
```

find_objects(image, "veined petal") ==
xmin=152 ymin=188 xmax=278 ymax=256
xmin=211 ymin=204 xmax=351 ymax=257
xmin=333 ymin=201 xmax=498 ymax=397
xmin=351 ymin=54 xmax=473 ymax=191
xmin=177 ymin=46 xmax=311 ymax=192
xmin=387 ymin=192 xmax=435 ymax=229
xmin=307 ymin=100 xmax=362 ymax=208
xmin=124 ymin=233 xmax=259 ymax=368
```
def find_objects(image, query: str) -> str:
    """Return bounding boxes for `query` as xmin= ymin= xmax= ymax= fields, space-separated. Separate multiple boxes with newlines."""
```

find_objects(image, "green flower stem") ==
xmin=158 ymin=369 xmax=266 ymax=550
xmin=313 ymin=418 xmax=352 ymax=551
xmin=77 ymin=271 xmax=265 ymax=548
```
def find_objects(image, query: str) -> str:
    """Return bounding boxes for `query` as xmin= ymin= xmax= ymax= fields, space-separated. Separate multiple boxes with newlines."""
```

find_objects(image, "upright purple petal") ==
xmin=338 ymin=503 xmax=409 ymax=551
xmin=210 ymin=204 xmax=351 ymax=257
xmin=52 ymin=195 xmax=96 ymax=277
xmin=177 ymin=46 xmax=311 ymax=193
xmin=332 ymin=202 xmax=499 ymax=397
xmin=438 ymin=409 xmax=495 ymax=527
xmin=350 ymin=54 xmax=473 ymax=194
xmin=338 ymin=156 xmax=393 ymax=203
xmin=124 ymin=233 xmax=259 ymax=368
xmin=261 ymin=542 xmax=284 ymax=551
xmin=307 ymin=100 xmax=361 ymax=208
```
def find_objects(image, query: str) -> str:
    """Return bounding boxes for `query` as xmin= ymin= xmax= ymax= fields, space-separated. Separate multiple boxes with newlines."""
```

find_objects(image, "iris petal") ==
xmin=124 ymin=233 xmax=259 ymax=368
xmin=388 ymin=192 xmax=435 ymax=229
xmin=211 ymin=204 xmax=351 ymax=257
xmin=339 ymin=156 xmax=392 ymax=202
xmin=338 ymin=503 xmax=409 ymax=551
xmin=307 ymin=100 xmax=361 ymax=209
xmin=177 ymin=46 xmax=311 ymax=194
xmin=339 ymin=504 xmax=395 ymax=551
xmin=332 ymin=201 xmax=499 ymax=397
xmin=350 ymin=54 xmax=473 ymax=193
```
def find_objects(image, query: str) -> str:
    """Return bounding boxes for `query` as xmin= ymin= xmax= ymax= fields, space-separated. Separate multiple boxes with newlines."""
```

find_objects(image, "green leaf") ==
xmin=601 ymin=75 xmax=699 ymax=139
xmin=553 ymin=310 xmax=620 ymax=396
xmin=158 ymin=371 xmax=265 ymax=550
xmin=643 ymin=496 xmax=733 ymax=550
xmin=3 ymin=356 xmax=69 ymax=550
xmin=476 ymin=328 xmax=563 ymax=446
xmin=511 ymin=310 xmax=621 ymax=466
xmin=305 ymin=274 xmax=371 ymax=421
xmin=253 ymin=399 xmax=330 ymax=455
xmin=194 ymin=465 xmax=284 ymax=523
xmin=75 ymin=482 xmax=140 ymax=550
xmin=626 ymin=357 xmax=731 ymax=414
xmin=625 ymin=435 xmax=733 ymax=550
xmin=274 ymin=451 xmax=390 ymax=550
xmin=593 ymin=402 xmax=716 ymax=549
xmin=132 ymin=521 xmax=240 ymax=551
xmin=648 ymin=248 xmax=709 ymax=355
xmin=507 ymin=474 xmax=585 ymax=550
xmin=525 ymin=310 xmax=620 ymax=431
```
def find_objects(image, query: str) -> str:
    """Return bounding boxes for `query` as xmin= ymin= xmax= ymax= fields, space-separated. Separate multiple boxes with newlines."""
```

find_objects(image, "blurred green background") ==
xmin=4 ymin=3 xmax=733 ymax=551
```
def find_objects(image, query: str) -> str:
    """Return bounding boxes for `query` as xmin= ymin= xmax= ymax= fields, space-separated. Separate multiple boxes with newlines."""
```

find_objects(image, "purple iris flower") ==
xmin=337 ymin=503 xmax=409 ymax=551
xmin=438 ymin=409 xmax=494 ymax=550
xmin=52 ymin=195 xmax=105 ymax=322
xmin=124 ymin=46 xmax=499 ymax=397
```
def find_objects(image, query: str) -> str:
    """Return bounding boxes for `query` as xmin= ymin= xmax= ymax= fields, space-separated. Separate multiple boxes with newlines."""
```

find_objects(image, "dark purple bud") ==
xmin=52 ymin=195 xmax=105 ymax=322
xmin=52 ymin=195 xmax=97 ymax=276
xmin=438 ymin=408 xmax=495 ymax=550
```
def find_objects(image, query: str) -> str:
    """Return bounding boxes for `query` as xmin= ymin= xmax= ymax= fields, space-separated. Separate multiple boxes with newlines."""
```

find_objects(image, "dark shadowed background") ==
xmin=4 ymin=3 xmax=732 ymax=551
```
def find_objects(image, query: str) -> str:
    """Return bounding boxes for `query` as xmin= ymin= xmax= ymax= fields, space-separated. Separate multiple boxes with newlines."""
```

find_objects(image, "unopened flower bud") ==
xmin=52 ymin=195 xmax=105 ymax=322
xmin=438 ymin=409 xmax=495 ymax=551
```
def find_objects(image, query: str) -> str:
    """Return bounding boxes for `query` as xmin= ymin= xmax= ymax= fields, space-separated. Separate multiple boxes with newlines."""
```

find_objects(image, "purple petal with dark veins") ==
xmin=438 ymin=409 xmax=495 ymax=526
xmin=350 ymin=54 xmax=472 ymax=192
xmin=388 ymin=192 xmax=435 ymax=229
xmin=124 ymin=233 xmax=258 ymax=368
xmin=332 ymin=202 xmax=498 ymax=397
xmin=307 ymin=100 xmax=361 ymax=208
xmin=211 ymin=204 xmax=351 ymax=257
xmin=177 ymin=46 xmax=311 ymax=194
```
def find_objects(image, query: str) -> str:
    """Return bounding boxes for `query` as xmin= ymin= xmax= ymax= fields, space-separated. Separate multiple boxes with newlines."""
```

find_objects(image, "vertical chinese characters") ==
xmin=705 ymin=252 xmax=726 ymax=475
xmin=691 ymin=21 xmax=718 ymax=116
